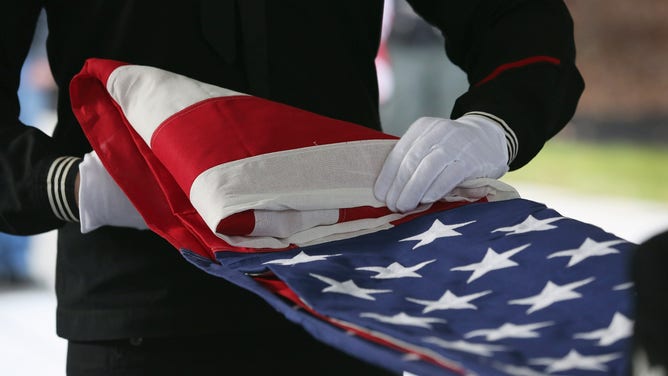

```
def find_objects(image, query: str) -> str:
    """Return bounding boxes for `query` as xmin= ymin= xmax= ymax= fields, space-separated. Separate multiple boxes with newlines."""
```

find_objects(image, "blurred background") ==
xmin=2 ymin=1 xmax=668 ymax=374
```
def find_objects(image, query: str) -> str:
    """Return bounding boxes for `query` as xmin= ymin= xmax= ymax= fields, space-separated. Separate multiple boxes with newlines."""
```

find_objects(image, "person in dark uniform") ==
xmin=0 ymin=1 xmax=583 ymax=374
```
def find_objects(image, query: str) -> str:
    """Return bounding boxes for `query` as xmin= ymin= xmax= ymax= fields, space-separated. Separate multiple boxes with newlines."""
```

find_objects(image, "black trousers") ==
xmin=66 ymin=329 xmax=395 ymax=375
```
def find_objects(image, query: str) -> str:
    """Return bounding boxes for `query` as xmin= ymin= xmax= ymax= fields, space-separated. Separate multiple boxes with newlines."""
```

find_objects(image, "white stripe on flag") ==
xmin=189 ymin=139 xmax=396 ymax=230
xmin=106 ymin=65 xmax=246 ymax=145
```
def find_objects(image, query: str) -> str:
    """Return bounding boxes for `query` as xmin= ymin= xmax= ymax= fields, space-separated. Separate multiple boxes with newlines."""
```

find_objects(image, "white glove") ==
xmin=374 ymin=115 xmax=509 ymax=213
xmin=78 ymin=151 xmax=148 ymax=233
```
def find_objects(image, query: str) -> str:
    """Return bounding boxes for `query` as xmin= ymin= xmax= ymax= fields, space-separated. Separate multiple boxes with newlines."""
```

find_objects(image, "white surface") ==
xmin=513 ymin=182 xmax=668 ymax=244
xmin=0 ymin=287 xmax=66 ymax=376
xmin=1 ymin=183 xmax=667 ymax=376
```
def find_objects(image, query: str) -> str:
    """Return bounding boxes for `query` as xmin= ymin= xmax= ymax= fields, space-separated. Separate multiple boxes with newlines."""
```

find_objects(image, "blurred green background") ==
xmin=502 ymin=140 xmax=668 ymax=203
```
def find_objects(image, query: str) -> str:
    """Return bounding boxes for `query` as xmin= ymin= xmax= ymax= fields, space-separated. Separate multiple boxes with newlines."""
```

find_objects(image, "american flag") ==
xmin=71 ymin=59 xmax=635 ymax=375
xmin=186 ymin=197 xmax=635 ymax=375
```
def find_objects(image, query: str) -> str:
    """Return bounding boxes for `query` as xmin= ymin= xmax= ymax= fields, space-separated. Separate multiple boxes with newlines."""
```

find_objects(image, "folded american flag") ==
xmin=70 ymin=59 xmax=636 ymax=375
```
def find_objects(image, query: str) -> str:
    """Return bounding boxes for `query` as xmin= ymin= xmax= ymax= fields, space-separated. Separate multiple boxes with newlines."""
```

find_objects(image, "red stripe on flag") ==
xmin=215 ymin=210 xmax=256 ymax=236
xmin=70 ymin=66 xmax=215 ymax=258
xmin=150 ymin=96 xmax=397 ymax=195
xmin=71 ymin=59 xmax=282 ymax=257
xmin=79 ymin=58 xmax=129 ymax=87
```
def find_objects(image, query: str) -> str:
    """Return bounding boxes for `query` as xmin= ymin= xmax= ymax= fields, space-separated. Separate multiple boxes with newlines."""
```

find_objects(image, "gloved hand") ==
xmin=374 ymin=115 xmax=509 ymax=213
xmin=78 ymin=151 xmax=148 ymax=233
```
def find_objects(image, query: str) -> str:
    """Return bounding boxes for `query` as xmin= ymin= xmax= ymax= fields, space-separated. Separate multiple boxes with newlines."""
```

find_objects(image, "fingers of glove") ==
xmin=391 ymin=147 xmax=458 ymax=213
xmin=420 ymin=159 xmax=471 ymax=205
xmin=381 ymin=121 xmax=456 ymax=211
xmin=374 ymin=117 xmax=443 ymax=201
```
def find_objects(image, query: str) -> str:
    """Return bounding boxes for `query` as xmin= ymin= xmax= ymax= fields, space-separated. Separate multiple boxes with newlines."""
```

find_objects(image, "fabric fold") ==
xmin=70 ymin=58 xmax=518 ymax=253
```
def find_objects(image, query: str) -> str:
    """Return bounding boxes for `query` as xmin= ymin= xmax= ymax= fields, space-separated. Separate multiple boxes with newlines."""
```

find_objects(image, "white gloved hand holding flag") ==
xmin=78 ymin=151 xmax=148 ymax=233
xmin=374 ymin=115 xmax=510 ymax=213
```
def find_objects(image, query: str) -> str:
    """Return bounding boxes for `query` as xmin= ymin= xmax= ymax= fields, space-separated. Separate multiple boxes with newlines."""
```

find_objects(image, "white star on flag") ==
xmin=493 ymin=215 xmax=564 ymax=235
xmin=400 ymin=219 xmax=475 ymax=249
xmin=465 ymin=321 xmax=554 ymax=341
xmin=407 ymin=289 xmax=492 ymax=313
xmin=613 ymin=282 xmax=634 ymax=291
xmin=309 ymin=273 xmax=391 ymax=300
xmin=451 ymin=244 xmax=531 ymax=283
xmin=573 ymin=312 xmax=633 ymax=346
xmin=422 ymin=337 xmax=506 ymax=357
xmin=401 ymin=353 xmax=422 ymax=362
xmin=360 ymin=311 xmax=447 ymax=329
xmin=263 ymin=251 xmax=341 ymax=265
xmin=530 ymin=349 xmax=621 ymax=373
xmin=508 ymin=277 xmax=594 ymax=314
xmin=548 ymin=237 xmax=626 ymax=267
xmin=356 ymin=260 xmax=436 ymax=279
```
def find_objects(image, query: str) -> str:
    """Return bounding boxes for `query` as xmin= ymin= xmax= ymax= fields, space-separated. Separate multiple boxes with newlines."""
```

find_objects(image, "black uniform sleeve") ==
xmin=406 ymin=0 xmax=584 ymax=169
xmin=1 ymin=3 xmax=80 ymax=235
